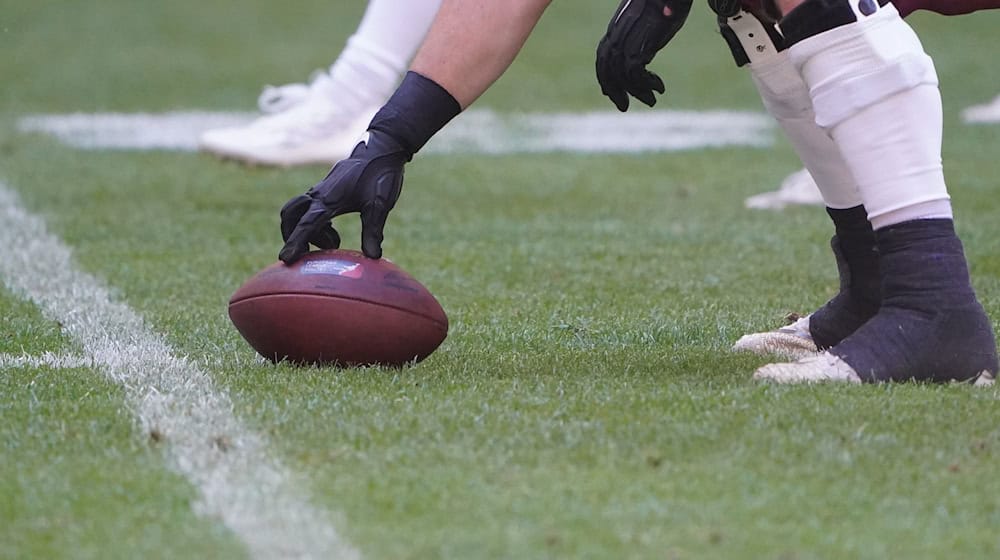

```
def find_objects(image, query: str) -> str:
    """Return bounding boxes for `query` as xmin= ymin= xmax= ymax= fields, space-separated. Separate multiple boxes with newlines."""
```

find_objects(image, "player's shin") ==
xmin=720 ymin=8 xmax=860 ymax=209
xmin=721 ymin=8 xmax=880 ymax=352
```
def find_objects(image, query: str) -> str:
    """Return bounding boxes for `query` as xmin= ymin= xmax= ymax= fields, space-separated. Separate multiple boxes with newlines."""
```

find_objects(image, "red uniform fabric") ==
xmin=736 ymin=0 xmax=1000 ymax=19
xmin=892 ymin=0 xmax=1000 ymax=17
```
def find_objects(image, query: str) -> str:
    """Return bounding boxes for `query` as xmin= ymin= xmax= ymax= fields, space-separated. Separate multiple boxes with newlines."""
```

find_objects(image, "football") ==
xmin=228 ymin=249 xmax=448 ymax=367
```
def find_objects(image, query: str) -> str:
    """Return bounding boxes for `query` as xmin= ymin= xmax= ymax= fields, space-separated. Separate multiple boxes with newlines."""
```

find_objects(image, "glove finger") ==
xmin=278 ymin=201 xmax=334 ymax=264
xmin=609 ymin=88 xmax=630 ymax=112
xmin=597 ymin=53 xmax=631 ymax=112
xmin=600 ymin=74 xmax=630 ymax=111
xmin=279 ymin=194 xmax=312 ymax=242
xmin=628 ymin=86 xmax=658 ymax=108
xmin=626 ymin=71 xmax=665 ymax=108
xmin=709 ymin=0 xmax=742 ymax=17
xmin=310 ymin=224 xmax=341 ymax=250
xmin=646 ymin=71 xmax=665 ymax=95
xmin=359 ymin=199 xmax=388 ymax=259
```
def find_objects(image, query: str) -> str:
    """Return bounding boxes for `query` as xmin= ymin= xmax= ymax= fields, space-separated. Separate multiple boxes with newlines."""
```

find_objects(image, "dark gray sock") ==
xmin=808 ymin=206 xmax=881 ymax=349
xmin=830 ymin=219 xmax=998 ymax=382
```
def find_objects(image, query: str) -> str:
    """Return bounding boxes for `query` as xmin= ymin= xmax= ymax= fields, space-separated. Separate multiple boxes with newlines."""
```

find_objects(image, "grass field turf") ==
xmin=2 ymin=1 xmax=1000 ymax=558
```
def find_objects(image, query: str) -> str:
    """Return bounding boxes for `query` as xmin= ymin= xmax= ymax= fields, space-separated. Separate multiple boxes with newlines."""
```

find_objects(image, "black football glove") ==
xmin=595 ymin=0 xmax=694 ymax=112
xmin=707 ymin=0 xmax=742 ymax=18
xmin=279 ymin=130 xmax=409 ymax=264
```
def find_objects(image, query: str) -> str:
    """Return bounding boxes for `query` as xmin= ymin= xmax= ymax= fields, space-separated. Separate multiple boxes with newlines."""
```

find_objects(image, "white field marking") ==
xmin=0 ymin=351 xmax=94 ymax=369
xmin=962 ymin=94 xmax=1000 ymax=124
xmin=17 ymin=109 xmax=775 ymax=154
xmin=744 ymin=167 xmax=825 ymax=210
xmin=0 ymin=182 xmax=359 ymax=560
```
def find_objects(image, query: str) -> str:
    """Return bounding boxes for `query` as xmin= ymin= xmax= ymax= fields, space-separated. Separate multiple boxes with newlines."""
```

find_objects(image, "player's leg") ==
xmin=744 ymin=0 xmax=1000 ymax=206
xmin=754 ymin=0 xmax=997 ymax=383
xmin=199 ymin=0 xmax=443 ymax=167
xmin=720 ymin=8 xmax=880 ymax=360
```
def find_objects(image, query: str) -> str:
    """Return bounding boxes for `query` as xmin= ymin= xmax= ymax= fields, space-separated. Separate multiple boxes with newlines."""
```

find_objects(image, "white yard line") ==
xmin=17 ymin=109 xmax=775 ymax=153
xmin=744 ymin=168 xmax=825 ymax=210
xmin=962 ymin=94 xmax=1000 ymax=124
xmin=0 ymin=183 xmax=359 ymax=560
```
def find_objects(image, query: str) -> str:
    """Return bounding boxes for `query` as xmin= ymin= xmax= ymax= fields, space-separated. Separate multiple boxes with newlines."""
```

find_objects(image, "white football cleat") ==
xmin=199 ymin=71 xmax=379 ymax=167
xmin=972 ymin=370 xmax=996 ymax=388
xmin=753 ymin=352 xmax=862 ymax=384
xmin=732 ymin=314 xmax=820 ymax=361
xmin=256 ymin=72 xmax=323 ymax=115
xmin=962 ymin=94 xmax=1000 ymax=124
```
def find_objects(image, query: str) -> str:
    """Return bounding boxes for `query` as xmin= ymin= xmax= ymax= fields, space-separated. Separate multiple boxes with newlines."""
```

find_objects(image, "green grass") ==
xmin=2 ymin=1 xmax=1000 ymax=558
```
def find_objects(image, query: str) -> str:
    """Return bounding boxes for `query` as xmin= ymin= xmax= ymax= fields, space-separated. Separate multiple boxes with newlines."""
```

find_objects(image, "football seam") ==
xmin=228 ymin=293 xmax=448 ymax=331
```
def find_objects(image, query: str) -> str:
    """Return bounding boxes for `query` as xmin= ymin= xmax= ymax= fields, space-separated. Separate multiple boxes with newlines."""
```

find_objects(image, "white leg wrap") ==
xmin=787 ymin=5 xmax=952 ymax=228
xmin=350 ymin=0 xmax=441 ymax=73
xmin=750 ymin=50 xmax=861 ymax=209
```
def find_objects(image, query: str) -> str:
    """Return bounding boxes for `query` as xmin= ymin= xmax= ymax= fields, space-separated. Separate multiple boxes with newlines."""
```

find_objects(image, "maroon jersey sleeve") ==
xmin=734 ymin=0 xmax=997 ymax=22
xmin=893 ymin=0 xmax=1000 ymax=17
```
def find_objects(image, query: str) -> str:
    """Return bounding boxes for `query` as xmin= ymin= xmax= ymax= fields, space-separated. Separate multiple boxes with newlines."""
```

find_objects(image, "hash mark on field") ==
xmin=17 ymin=109 xmax=775 ymax=154
xmin=0 ymin=182 xmax=359 ymax=560
xmin=0 ymin=351 xmax=93 ymax=369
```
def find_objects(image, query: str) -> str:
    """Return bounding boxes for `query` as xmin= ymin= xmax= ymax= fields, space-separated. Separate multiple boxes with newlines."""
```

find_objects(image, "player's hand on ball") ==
xmin=279 ymin=130 xmax=409 ymax=263
xmin=595 ymin=0 xmax=693 ymax=112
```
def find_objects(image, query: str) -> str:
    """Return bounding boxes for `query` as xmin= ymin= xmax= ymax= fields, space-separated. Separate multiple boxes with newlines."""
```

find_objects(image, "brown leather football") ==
xmin=229 ymin=249 xmax=448 ymax=367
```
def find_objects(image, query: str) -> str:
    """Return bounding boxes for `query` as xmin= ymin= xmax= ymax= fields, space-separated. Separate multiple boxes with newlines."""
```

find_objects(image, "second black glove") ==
xmin=596 ymin=0 xmax=694 ymax=112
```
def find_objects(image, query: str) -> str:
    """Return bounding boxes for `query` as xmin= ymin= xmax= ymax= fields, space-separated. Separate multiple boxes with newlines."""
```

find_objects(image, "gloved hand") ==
xmin=278 ymin=129 xmax=410 ymax=264
xmin=595 ymin=0 xmax=694 ymax=112
xmin=707 ymin=0 xmax=743 ymax=18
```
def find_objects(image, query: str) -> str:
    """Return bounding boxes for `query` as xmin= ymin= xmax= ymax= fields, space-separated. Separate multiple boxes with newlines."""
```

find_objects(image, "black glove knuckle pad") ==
xmin=278 ymin=72 xmax=461 ymax=263
xmin=278 ymin=129 xmax=408 ymax=263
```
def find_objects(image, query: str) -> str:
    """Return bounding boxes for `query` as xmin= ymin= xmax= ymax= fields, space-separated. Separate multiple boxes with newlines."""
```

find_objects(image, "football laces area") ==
xmin=2 ymin=2 xmax=999 ymax=559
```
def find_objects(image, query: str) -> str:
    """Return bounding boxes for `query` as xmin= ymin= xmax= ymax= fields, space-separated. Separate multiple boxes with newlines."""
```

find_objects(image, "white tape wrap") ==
xmin=788 ymin=5 xmax=938 ymax=129
xmin=786 ymin=3 xmax=951 ymax=227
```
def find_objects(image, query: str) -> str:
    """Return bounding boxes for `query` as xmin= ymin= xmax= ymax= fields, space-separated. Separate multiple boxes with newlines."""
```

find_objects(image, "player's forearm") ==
xmin=410 ymin=0 xmax=553 ymax=109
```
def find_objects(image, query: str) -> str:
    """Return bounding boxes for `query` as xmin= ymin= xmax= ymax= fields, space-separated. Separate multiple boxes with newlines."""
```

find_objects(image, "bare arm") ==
xmin=410 ymin=0 xmax=554 ymax=109
xmin=279 ymin=1 xmax=553 ymax=263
